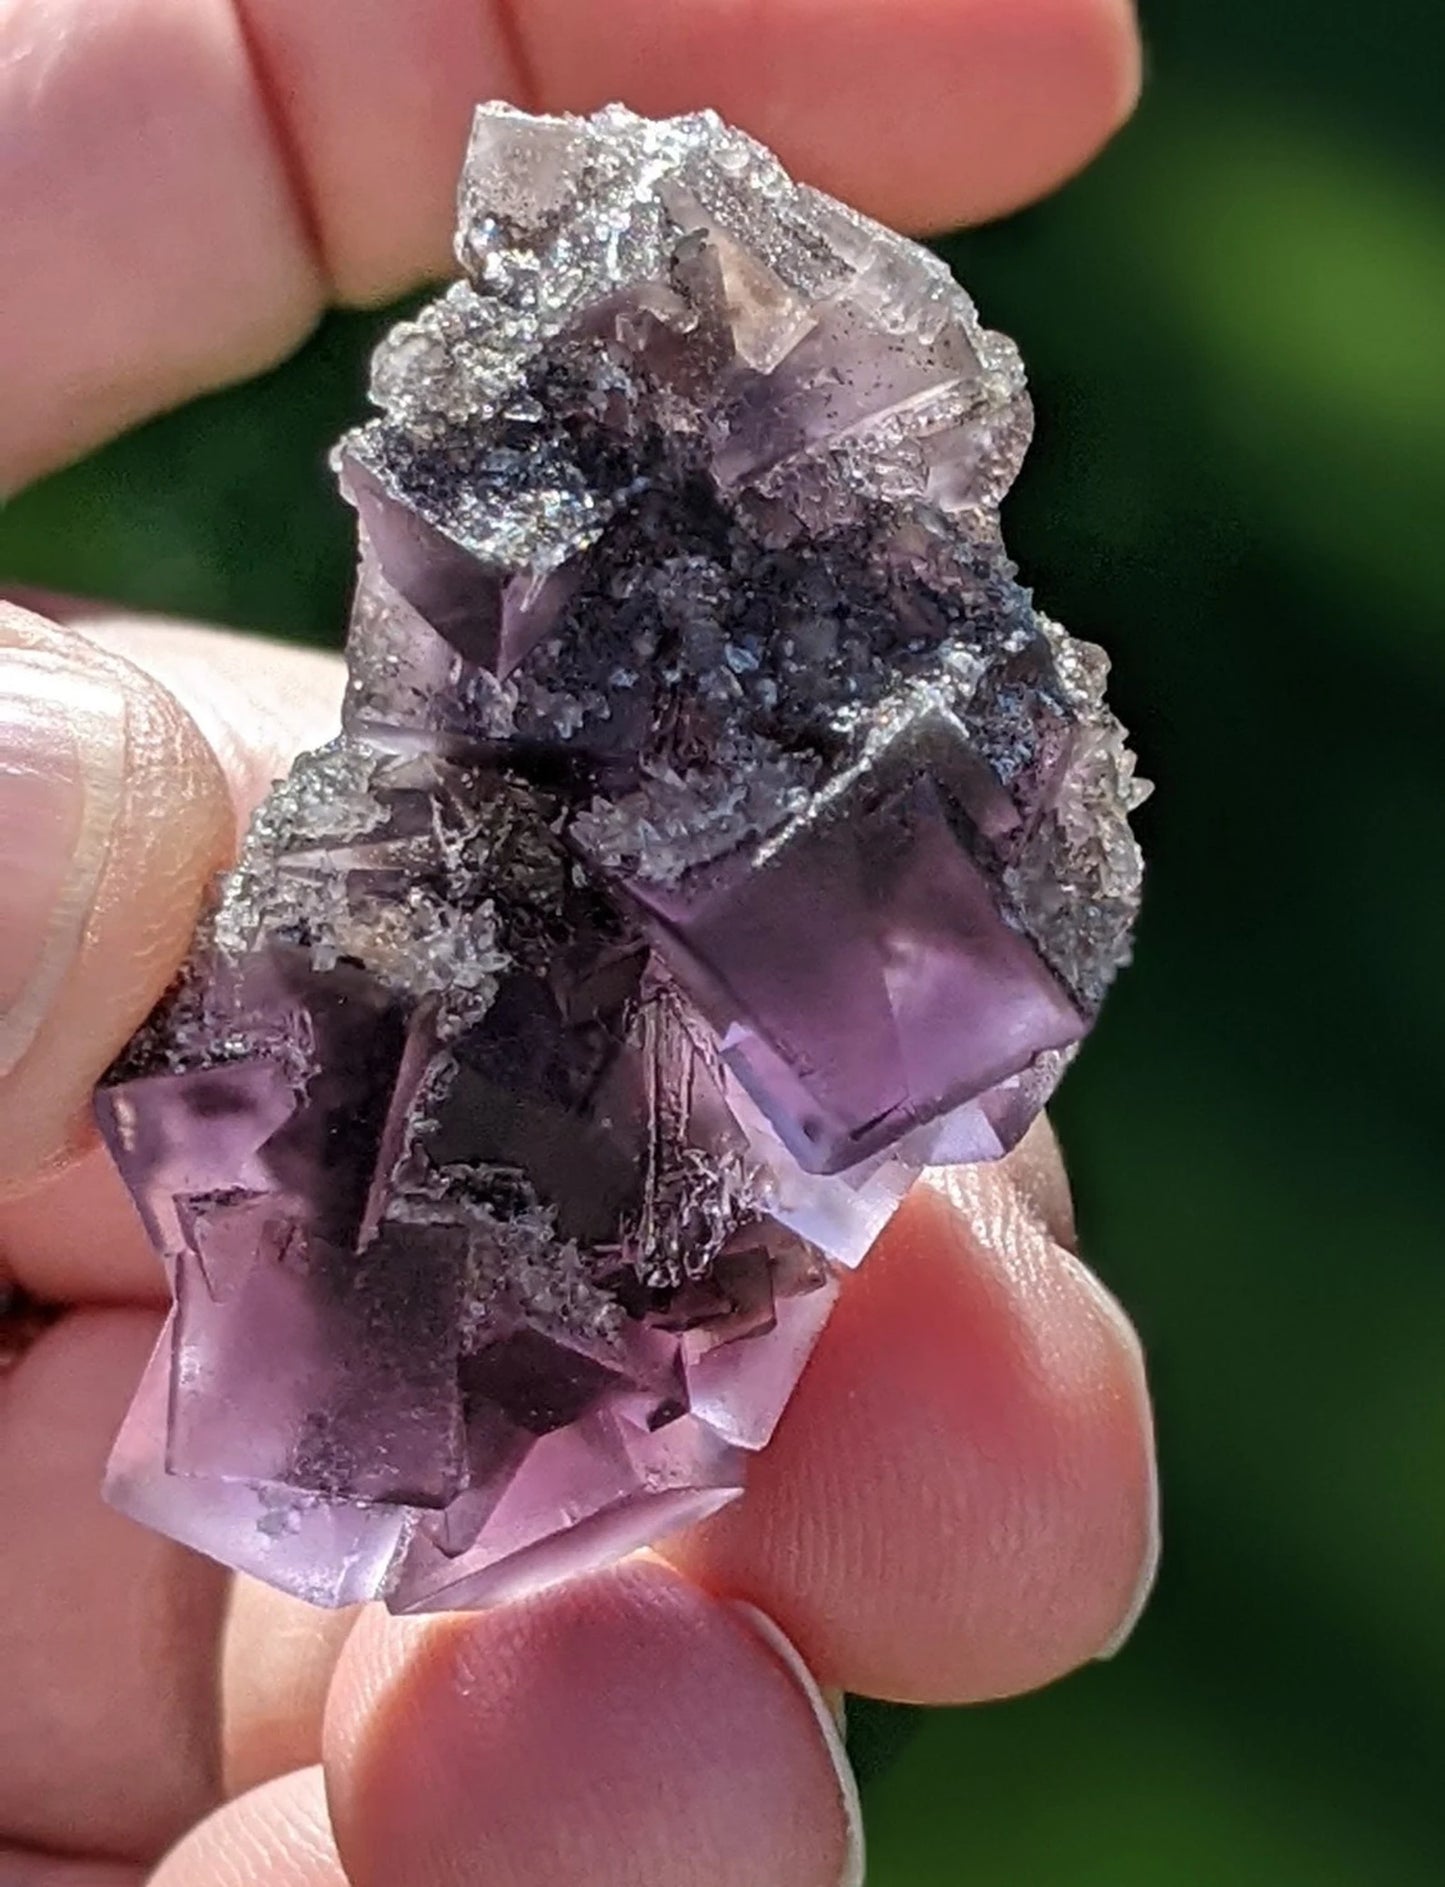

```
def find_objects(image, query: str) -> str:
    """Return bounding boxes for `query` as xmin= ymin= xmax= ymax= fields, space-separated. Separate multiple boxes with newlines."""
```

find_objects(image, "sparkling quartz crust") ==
xmin=96 ymin=104 xmax=1146 ymax=1612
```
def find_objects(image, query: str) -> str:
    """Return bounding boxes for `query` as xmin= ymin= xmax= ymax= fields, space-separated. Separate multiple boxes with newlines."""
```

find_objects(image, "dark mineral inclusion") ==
xmin=96 ymin=104 xmax=1147 ymax=1611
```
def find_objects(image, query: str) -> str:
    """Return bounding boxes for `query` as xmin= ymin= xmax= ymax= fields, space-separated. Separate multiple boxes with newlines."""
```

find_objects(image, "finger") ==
xmin=240 ymin=0 xmax=1141 ymax=297
xmin=665 ymin=1153 xmax=1158 ymax=1704
xmin=0 ymin=601 xmax=342 ymax=1218
xmin=0 ymin=0 xmax=322 ymax=490
xmin=150 ymin=1768 xmax=348 ymax=1887
xmin=1 ymin=0 xmax=1141 ymax=487
xmin=0 ymin=1146 xmax=171 ymax=1307
xmin=0 ymin=1308 xmax=227 ymax=1860
xmin=322 ymin=1558 xmax=858 ymax=1887
xmin=219 ymin=1586 xmax=361 ymax=1800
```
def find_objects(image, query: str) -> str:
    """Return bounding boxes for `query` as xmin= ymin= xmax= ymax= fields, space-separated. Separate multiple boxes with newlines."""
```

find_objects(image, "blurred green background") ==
xmin=4 ymin=0 xmax=1443 ymax=1880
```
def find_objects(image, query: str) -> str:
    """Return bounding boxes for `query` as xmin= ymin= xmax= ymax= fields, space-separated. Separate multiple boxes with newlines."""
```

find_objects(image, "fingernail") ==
xmin=730 ymin=1603 xmax=866 ymax=1887
xmin=999 ymin=1114 xmax=1078 ymax=1252
xmin=0 ymin=650 xmax=127 ymax=1078
xmin=1094 ymin=1437 xmax=1160 ymax=1659
xmin=1064 ymin=1254 xmax=1161 ymax=1659
xmin=921 ymin=1161 xmax=1160 ymax=1660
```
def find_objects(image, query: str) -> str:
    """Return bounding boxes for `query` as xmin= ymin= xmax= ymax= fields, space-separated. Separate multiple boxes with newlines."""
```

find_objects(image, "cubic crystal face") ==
xmin=96 ymin=103 xmax=1147 ymax=1611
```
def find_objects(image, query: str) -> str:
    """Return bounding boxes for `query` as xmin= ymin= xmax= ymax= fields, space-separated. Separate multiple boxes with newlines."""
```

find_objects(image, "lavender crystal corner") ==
xmin=95 ymin=102 xmax=1146 ymax=1611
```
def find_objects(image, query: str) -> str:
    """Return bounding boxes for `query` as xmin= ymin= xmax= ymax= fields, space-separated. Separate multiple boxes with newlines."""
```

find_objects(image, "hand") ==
xmin=0 ymin=5 xmax=1152 ymax=1885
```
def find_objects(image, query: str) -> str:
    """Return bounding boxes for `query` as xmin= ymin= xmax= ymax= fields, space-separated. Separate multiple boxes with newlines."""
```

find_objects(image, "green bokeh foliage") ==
xmin=4 ymin=1 xmax=1442 ymax=1878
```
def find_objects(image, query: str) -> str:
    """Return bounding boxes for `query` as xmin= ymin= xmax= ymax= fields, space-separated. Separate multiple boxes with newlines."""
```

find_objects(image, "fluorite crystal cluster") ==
xmin=96 ymin=104 xmax=1146 ymax=1611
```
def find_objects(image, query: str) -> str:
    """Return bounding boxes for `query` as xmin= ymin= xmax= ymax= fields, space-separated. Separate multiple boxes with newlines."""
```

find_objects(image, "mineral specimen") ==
xmin=96 ymin=103 xmax=1147 ymax=1611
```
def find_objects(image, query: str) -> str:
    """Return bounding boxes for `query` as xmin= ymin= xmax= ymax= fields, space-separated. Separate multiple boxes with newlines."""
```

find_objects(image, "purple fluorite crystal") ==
xmin=96 ymin=104 xmax=1146 ymax=1611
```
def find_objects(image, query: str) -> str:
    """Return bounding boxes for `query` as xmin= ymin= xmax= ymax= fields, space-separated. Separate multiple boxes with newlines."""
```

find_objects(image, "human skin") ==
xmin=0 ymin=4 xmax=1152 ymax=1884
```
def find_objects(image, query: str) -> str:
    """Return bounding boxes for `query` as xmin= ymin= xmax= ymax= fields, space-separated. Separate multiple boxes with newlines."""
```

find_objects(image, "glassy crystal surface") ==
xmin=96 ymin=103 xmax=1146 ymax=1611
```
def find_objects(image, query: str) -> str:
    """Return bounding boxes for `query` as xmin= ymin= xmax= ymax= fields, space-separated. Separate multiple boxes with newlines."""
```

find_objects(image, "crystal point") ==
xmin=96 ymin=103 xmax=1144 ymax=1609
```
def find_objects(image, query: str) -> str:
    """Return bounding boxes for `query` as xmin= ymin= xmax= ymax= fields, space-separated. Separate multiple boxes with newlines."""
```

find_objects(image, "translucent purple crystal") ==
xmin=95 ymin=104 xmax=1147 ymax=1611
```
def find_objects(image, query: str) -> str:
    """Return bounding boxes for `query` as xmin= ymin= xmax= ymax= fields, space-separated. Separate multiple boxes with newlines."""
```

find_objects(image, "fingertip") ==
xmin=845 ymin=0 xmax=1144 ymax=230
xmin=325 ymin=1560 xmax=852 ymax=1887
xmin=0 ymin=605 xmax=233 ymax=1189
xmin=150 ymin=1767 xmax=347 ymax=1887
xmin=669 ymin=1169 xmax=1157 ymax=1703
xmin=848 ymin=0 xmax=1143 ymax=230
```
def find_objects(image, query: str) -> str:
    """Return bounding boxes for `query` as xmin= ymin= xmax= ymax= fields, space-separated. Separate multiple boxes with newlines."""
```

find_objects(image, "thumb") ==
xmin=0 ymin=599 xmax=341 ymax=1190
